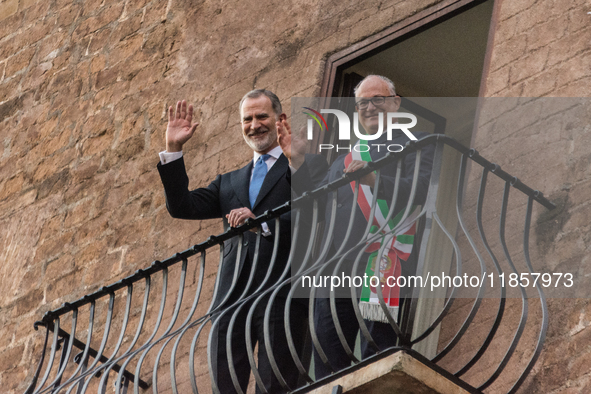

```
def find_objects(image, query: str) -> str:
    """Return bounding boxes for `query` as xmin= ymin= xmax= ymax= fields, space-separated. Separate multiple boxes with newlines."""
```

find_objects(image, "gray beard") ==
xmin=244 ymin=131 xmax=276 ymax=152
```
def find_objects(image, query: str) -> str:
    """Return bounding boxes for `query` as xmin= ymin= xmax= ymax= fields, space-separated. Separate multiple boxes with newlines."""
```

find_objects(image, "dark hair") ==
xmin=239 ymin=89 xmax=282 ymax=116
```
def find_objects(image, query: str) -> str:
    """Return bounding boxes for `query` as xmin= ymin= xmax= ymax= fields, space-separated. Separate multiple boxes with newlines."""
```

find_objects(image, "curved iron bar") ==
xmin=227 ymin=221 xmax=283 ymax=393
xmin=328 ymin=171 xmax=381 ymax=363
xmin=306 ymin=179 xmax=363 ymax=372
xmin=317 ymin=151 xmax=419 ymax=362
xmin=454 ymin=166 xmax=506 ymax=378
xmin=199 ymin=244 xmax=253 ymax=393
xmin=206 ymin=212 xmax=299 ymax=393
xmin=246 ymin=167 xmax=389 ymax=391
xmin=259 ymin=212 xmax=309 ymax=393
xmin=284 ymin=193 xmax=338 ymax=383
xmin=281 ymin=186 xmax=363 ymax=384
xmin=113 ymin=240 xmax=249 ymax=393
xmin=23 ymin=322 xmax=50 ymax=394
xmin=207 ymin=218 xmax=282 ymax=393
xmin=230 ymin=228 xmax=269 ymax=394
xmin=207 ymin=238 xmax=243 ymax=394
xmin=430 ymin=152 xmax=488 ymax=363
xmin=245 ymin=217 xmax=285 ymax=294
xmin=289 ymin=200 xmax=316 ymax=277
xmin=170 ymin=253 xmax=206 ymax=394
xmin=25 ymin=135 xmax=556 ymax=394
xmin=75 ymin=292 xmax=115 ymax=393
xmin=265 ymin=153 xmax=414 ymax=389
xmin=478 ymin=181 xmax=529 ymax=391
xmin=135 ymin=260 xmax=193 ymax=394
xmin=152 ymin=259 xmax=189 ymax=393
xmin=370 ymin=150 xmax=426 ymax=347
xmin=282 ymin=206 xmax=319 ymax=383
xmin=277 ymin=144 xmax=425 ymax=383
xmin=406 ymin=140 xmax=445 ymax=343
xmin=48 ymin=310 xmax=77 ymax=391
xmin=348 ymin=158 xmax=408 ymax=346
xmin=207 ymin=231 xmax=270 ymax=393
xmin=35 ymin=318 xmax=60 ymax=392
xmin=411 ymin=211 xmax=462 ymax=347
xmin=99 ymin=276 xmax=151 ymax=393
xmin=129 ymin=266 xmax=171 ymax=394
xmin=211 ymin=233 xmax=246 ymax=315
xmin=182 ymin=245 xmax=257 ymax=392
xmin=507 ymin=195 xmax=548 ymax=394
xmin=406 ymin=142 xmax=463 ymax=346
xmin=97 ymin=284 xmax=135 ymax=392
xmin=112 ymin=272 xmax=163 ymax=394
xmin=188 ymin=320 xmax=209 ymax=394
xmin=60 ymin=302 xmax=95 ymax=394
xmin=251 ymin=187 xmax=371 ymax=391
xmin=337 ymin=153 xmax=429 ymax=353
xmin=248 ymin=212 xmax=326 ymax=392
xmin=43 ymin=279 xmax=149 ymax=393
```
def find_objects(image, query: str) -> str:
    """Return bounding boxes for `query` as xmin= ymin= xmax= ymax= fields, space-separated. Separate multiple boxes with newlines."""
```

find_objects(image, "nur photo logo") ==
xmin=303 ymin=107 xmax=419 ymax=152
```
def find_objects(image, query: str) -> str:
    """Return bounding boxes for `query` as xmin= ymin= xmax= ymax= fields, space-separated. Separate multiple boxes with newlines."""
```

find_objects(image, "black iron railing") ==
xmin=24 ymin=135 xmax=554 ymax=394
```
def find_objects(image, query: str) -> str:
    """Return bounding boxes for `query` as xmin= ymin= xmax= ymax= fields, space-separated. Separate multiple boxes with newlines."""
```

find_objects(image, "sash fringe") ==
xmin=359 ymin=301 xmax=398 ymax=323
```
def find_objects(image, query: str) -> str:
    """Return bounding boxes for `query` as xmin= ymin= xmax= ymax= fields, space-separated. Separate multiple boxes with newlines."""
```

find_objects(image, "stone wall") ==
xmin=1 ymin=0 xmax=591 ymax=392
xmin=487 ymin=0 xmax=591 ymax=388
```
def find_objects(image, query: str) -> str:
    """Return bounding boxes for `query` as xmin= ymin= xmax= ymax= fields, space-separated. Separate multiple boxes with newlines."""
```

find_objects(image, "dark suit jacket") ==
xmin=158 ymin=154 xmax=294 ymax=308
xmin=292 ymin=131 xmax=435 ymax=273
xmin=158 ymin=152 xmax=329 ymax=308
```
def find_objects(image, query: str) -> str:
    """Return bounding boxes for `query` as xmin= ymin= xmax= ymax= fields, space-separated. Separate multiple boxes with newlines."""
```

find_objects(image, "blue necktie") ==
xmin=249 ymin=154 xmax=271 ymax=208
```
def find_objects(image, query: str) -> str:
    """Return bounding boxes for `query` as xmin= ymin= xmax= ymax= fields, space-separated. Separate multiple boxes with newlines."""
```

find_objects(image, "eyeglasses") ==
xmin=355 ymin=96 xmax=395 ymax=110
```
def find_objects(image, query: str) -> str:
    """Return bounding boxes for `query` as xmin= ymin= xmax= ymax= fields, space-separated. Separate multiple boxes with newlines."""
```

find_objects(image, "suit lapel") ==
xmin=232 ymin=161 xmax=253 ymax=209
xmin=252 ymin=154 xmax=287 ymax=209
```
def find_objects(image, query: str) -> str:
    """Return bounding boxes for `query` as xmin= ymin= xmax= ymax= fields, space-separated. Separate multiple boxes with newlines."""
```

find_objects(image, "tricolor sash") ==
xmin=344 ymin=139 xmax=420 ymax=323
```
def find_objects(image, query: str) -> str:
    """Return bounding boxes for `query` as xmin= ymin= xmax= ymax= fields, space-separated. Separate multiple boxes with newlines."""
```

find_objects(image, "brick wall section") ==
xmin=485 ymin=0 xmax=591 ymax=97
xmin=3 ymin=0 xmax=591 ymax=391
xmin=436 ymin=0 xmax=591 ymax=393
xmin=0 ymin=0 xmax=447 ymax=392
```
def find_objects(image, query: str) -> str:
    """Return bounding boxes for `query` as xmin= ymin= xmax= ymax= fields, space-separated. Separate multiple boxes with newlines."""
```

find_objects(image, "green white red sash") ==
xmin=344 ymin=139 xmax=420 ymax=323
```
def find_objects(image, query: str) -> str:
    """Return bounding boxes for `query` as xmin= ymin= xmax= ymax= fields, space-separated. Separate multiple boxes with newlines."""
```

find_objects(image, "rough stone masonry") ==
xmin=1 ymin=0 xmax=591 ymax=392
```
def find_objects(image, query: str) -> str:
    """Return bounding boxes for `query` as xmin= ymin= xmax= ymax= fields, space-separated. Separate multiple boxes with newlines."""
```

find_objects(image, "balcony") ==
xmin=24 ymin=135 xmax=555 ymax=394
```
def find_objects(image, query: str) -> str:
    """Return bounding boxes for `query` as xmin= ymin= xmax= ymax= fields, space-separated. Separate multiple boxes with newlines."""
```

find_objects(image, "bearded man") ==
xmin=157 ymin=89 xmax=327 ymax=393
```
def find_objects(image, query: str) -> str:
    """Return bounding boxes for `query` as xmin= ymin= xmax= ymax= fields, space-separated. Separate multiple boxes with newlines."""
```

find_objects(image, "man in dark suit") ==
xmin=278 ymin=75 xmax=435 ymax=379
xmin=158 ymin=90 xmax=326 ymax=393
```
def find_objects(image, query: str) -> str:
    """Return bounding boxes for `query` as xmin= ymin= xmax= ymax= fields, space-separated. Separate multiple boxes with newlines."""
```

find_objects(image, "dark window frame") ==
xmin=313 ymin=0 xmax=500 ymax=152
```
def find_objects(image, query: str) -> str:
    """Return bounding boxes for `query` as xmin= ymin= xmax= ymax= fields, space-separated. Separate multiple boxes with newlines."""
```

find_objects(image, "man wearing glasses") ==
xmin=279 ymin=74 xmax=435 ymax=379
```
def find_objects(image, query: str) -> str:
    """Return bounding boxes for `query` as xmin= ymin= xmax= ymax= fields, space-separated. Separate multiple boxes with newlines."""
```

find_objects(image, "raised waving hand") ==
xmin=276 ymin=118 xmax=308 ymax=170
xmin=166 ymin=100 xmax=199 ymax=152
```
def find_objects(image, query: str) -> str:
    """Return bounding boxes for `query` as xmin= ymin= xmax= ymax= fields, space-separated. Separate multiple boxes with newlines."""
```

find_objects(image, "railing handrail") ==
xmin=36 ymin=134 xmax=553 ymax=326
